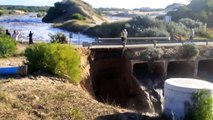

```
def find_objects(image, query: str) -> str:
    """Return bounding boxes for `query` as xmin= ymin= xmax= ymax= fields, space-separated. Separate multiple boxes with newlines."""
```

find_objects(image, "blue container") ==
xmin=0 ymin=67 xmax=19 ymax=75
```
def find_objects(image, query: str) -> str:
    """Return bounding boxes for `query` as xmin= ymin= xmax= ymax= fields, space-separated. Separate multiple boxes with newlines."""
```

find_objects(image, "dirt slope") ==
xmin=0 ymin=76 xmax=123 ymax=120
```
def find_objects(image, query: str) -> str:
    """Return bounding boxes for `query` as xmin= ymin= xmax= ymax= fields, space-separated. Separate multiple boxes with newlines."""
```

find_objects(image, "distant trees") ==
xmin=0 ymin=5 xmax=49 ymax=12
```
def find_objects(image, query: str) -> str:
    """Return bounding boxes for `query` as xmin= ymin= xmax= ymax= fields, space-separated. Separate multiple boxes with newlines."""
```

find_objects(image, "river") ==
xmin=0 ymin=13 xmax=94 ymax=43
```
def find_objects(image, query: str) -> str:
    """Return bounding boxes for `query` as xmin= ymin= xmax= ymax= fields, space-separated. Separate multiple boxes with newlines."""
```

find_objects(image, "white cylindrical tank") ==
xmin=164 ymin=78 xmax=213 ymax=120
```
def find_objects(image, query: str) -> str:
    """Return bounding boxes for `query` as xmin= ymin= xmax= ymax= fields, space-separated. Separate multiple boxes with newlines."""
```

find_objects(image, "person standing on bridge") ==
xmin=120 ymin=30 xmax=125 ymax=43
xmin=124 ymin=29 xmax=128 ymax=45
xmin=189 ymin=28 xmax=195 ymax=40
xmin=120 ymin=29 xmax=128 ymax=48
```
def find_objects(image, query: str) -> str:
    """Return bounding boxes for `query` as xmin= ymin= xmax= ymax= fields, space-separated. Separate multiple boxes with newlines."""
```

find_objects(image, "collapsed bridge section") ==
xmin=88 ymin=48 xmax=213 ymax=114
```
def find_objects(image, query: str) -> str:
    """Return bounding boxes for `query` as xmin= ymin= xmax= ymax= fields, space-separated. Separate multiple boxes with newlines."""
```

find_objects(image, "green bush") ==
xmin=70 ymin=13 xmax=86 ymax=20
xmin=186 ymin=90 xmax=213 ymax=120
xmin=140 ymin=47 xmax=162 ymax=61
xmin=179 ymin=18 xmax=204 ymax=28
xmin=37 ymin=13 xmax=42 ymax=18
xmin=137 ymin=27 xmax=170 ymax=37
xmin=181 ymin=44 xmax=200 ymax=58
xmin=25 ymin=43 xmax=81 ymax=83
xmin=167 ymin=22 xmax=189 ymax=40
xmin=49 ymin=32 xmax=68 ymax=44
xmin=0 ymin=35 xmax=17 ymax=57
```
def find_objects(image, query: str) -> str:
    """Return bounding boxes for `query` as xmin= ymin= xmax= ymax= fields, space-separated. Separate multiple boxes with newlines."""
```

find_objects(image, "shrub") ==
xmin=49 ymin=32 xmax=68 ymax=44
xmin=37 ymin=13 xmax=42 ymax=18
xmin=186 ymin=90 xmax=213 ymax=120
xmin=167 ymin=22 xmax=189 ymax=40
xmin=137 ymin=27 xmax=170 ymax=37
xmin=181 ymin=44 xmax=199 ymax=58
xmin=70 ymin=13 xmax=86 ymax=20
xmin=179 ymin=18 xmax=204 ymax=28
xmin=25 ymin=43 xmax=81 ymax=83
xmin=140 ymin=47 xmax=162 ymax=61
xmin=0 ymin=35 xmax=17 ymax=57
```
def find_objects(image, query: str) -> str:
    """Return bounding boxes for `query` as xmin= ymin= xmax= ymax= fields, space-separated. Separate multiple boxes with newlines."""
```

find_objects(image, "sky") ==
xmin=0 ymin=0 xmax=190 ymax=9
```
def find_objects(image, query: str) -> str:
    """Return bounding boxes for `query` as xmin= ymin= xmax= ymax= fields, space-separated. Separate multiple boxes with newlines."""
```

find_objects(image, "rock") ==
xmin=28 ymin=75 xmax=35 ymax=80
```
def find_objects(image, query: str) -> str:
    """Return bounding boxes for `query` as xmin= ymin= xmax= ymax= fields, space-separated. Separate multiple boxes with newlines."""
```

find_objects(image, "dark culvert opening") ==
xmin=167 ymin=61 xmax=195 ymax=78
xmin=90 ymin=58 xmax=131 ymax=107
xmin=198 ymin=60 xmax=213 ymax=82
xmin=133 ymin=62 xmax=164 ymax=88
xmin=90 ymin=57 xmax=157 ymax=113
xmin=132 ymin=62 xmax=165 ymax=113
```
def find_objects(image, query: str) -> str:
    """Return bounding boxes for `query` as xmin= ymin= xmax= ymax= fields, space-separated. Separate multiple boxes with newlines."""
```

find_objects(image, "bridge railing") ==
xmin=95 ymin=37 xmax=171 ymax=43
xmin=82 ymin=38 xmax=212 ymax=48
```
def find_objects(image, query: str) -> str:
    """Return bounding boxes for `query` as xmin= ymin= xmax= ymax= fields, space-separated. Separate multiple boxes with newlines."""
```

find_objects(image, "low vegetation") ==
xmin=70 ymin=13 xmax=86 ymax=20
xmin=25 ymin=43 xmax=81 ymax=83
xmin=0 ymin=26 xmax=5 ymax=35
xmin=186 ymin=90 xmax=213 ymax=120
xmin=85 ymin=16 xmax=190 ymax=39
xmin=55 ymin=20 xmax=91 ymax=32
xmin=0 ymin=5 xmax=49 ymax=12
xmin=180 ymin=44 xmax=200 ymax=59
xmin=140 ymin=47 xmax=163 ymax=61
xmin=167 ymin=0 xmax=213 ymax=27
xmin=0 ymin=35 xmax=17 ymax=58
xmin=49 ymin=32 xmax=68 ymax=44
xmin=85 ymin=21 xmax=126 ymax=37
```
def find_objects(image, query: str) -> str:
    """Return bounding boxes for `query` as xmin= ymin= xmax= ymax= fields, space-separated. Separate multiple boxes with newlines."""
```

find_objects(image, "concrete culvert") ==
xmin=167 ymin=61 xmax=195 ymax=78
xmin=90 ymin=57 xmax=160 ymax=113
xmin=164 ymin=78 xmax=213 ymax=120
xmin=90 ymin=58 xmax=130 ymax=107
xmin=198 ymin=59 xmax=213 ymax=83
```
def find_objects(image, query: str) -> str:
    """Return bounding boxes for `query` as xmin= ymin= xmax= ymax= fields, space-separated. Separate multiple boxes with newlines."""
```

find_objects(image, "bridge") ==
xmin=82 ymin=37 xmax=213 ymax=49
xmin=87 ymin=37 xmax=213 ymax=112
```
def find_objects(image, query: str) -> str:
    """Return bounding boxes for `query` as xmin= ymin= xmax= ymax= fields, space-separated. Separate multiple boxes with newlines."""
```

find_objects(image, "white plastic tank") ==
xmin=164 ymin=78 xmax=213 ymax=120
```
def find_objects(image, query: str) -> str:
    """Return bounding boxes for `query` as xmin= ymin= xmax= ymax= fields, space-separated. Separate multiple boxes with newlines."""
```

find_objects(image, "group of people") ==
xmin=5 ymin=29 xmax=34 ymax=44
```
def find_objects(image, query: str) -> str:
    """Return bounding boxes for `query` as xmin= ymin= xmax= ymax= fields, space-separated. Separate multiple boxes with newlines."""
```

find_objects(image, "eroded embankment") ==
xmin=87 ymin=49 xmax=162 ymax=114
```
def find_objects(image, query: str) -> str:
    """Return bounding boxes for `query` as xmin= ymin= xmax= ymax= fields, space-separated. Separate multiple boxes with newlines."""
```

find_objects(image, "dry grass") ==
xmin=0 ymin=56 xmax=25 ymax=67
xmin=0 ymin=76 xmax=124 ymax=120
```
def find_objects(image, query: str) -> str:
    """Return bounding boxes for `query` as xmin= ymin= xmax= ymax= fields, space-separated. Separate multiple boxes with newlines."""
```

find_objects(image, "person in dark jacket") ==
xmin=6 ymin=29 xmax=11 ymax=37
xmin=29 ymin=31 xmax=33 ymax=44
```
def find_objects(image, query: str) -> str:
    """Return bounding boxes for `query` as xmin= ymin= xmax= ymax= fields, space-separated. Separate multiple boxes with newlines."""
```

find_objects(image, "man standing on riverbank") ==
xmin=6 ymin=29 xmax=11 ymax=37
xmin=29 ymin=31 xmax=33 ymax=44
